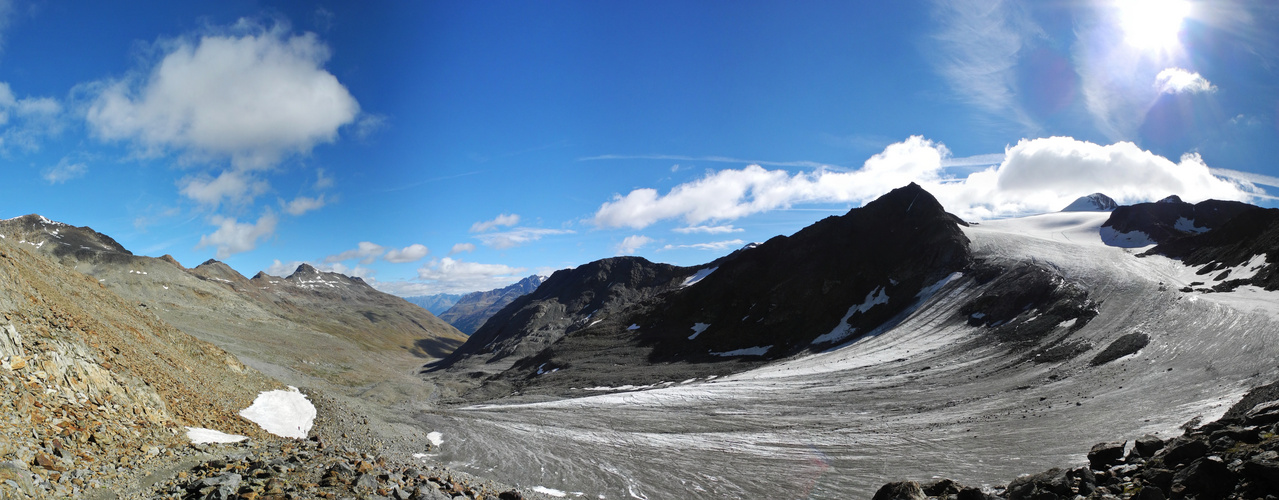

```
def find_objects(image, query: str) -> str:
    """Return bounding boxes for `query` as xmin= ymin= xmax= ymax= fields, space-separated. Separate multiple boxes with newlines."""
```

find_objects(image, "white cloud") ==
xmin=415 ymin=257 xmax=527 ymax=294
xmin=384 ymin=243 xmax=429 ymax=263
xmin=449 ymin=242 xmax=476 ymax=255
xmin=266 ymin=259 xmax=304 ymax=276
xmin=476 ymin=227 xmax=575 ymax=250
xmin=282 ymin=194 xmax=326 ymax=215
xmin=264 ymin=259 xmax=372 ymax=279
xmin=314 ymin=168 xmax=335 ymax=189
xmin=470 ymin=213 xmax=520 ymax=232
xmin=593 ymin=136 xmax=947 ymax=228
xmin=615 ymin=235 xmax=652 ymax=255
xmin=0 ymin=82 xmax=66 ymax=151
xmin=197 ymin=212 xmax=278 ymax=259
xmin=661 ymin=239 xmax=747 ymax=252
xmin=673 ymin=225 xmax=742 ymax=234
xmin=591 ymin=135 xmax=1260 ymax=227
xmin=324 ymin=241 xmax=384 ymax=264
xmin=42 ymin=158 xmax=87 ymax=184
xmin=929 ymin=0 xmax=1043 ymax=129
xmin=1155 ymin=67 xmax=1216 ymax=95
xmin=85 ymin=22 xmax=360 ymax=169
xmin=180 ymin=170 xmax=270 ymax=208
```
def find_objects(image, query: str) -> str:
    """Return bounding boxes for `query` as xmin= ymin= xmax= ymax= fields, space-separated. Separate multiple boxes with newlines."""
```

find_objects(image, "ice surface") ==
xmin=681 ymin=267 xmax=718 ymax=288
xmin=688 ymin=323 xmax=710 ymax=340
xmin=239 ymin=386 xmax=316 ymax=439
xmin=186 ymin=427 xmax=247 ymax=444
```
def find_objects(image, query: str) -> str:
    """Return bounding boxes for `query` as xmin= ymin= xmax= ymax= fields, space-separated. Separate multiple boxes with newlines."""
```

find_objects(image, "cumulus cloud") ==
xmin=673 ymin=225 xmax=742 ymax=234
xmin=470 ymin=213 xmax=520 ymax=233
xmin=180 ymin=170 xmax=270 ymax=208
xmin=615 ymin=235 xmax=652 ymax=255
xmin=592 ymin=135 xmax=1259 ymax=227
xmin=282 ymin=195 xmax=326 ymax=215
xmin=42 ymin=158 xmax=87 ymax=184
xmin=314 ymin=168 xmax=335 ymax=189
xmin=1155 ymin=67 xmax=1217 ymax=95
xmin=85 ymin=22 xmax=360 ymax=169
xmin=324 ymin=241 xmax=384 ymax=264
xmin=384 ymin=243 xmax=429 ymax=263
xmin=265 ymin=259 xmax=304 ymax=276
xmin=476 ymin=228 xmax=575 ymax=250
xmin=662 ymin=239 xmax=747 ymax=252
xmin=449 ymin=243 xmax=476 ymax=255
xmin=197 ymin=212 xmax=278 ymax=259
xmin=415 ymin=257 xmax=527 ymax=294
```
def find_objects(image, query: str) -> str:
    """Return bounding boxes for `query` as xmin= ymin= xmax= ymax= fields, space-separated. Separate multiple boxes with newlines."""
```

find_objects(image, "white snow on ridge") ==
xmin=681 ymin=267 xmax=718 ymax=288
xmin=239 ymin=386 xmax=316 ymax=439
xmin=812 ymin=286 xmax=890 ymax=345
xmin=186 ymin=427 xmax=248 ymax=444
xmin=688 ymin=323 xmax=710 ymax=340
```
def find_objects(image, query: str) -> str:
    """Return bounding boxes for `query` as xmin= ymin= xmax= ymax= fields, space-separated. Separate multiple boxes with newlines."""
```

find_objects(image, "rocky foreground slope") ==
xmin=873 ymin=378 xmax=1279 ymax=500
xmin=0 ymin=217 xmax=278 ymax=497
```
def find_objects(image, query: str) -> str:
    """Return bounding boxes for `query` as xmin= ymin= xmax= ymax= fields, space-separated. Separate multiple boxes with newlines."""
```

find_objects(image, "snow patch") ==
xmin=681 ymin=267 xmax=718 ymax=288
xmin=427 ymin=431 xmax=443 ymax=447
xmin=1174 ymin=217 xmax=1209 ymax=234
xmin=239 ymin=386 xmax=316 ymax=439
xmin=710 ymin=345 xmax=772 ymax=357
xmin=688 ymin=323 xmax=710 ymax=340
xmin=626 ymin=324 xmax=640 ymax=331
xmin=1057 ymin=318 xmax=1078 ymax=329
xmin=1100 ymin=226 xmax=1154 ymax=248
xmin=186 ymin=427 xmax=248 ymax=444
xmin=532 ymin=486 xmax=568 ymax=497
xmin=812 ymin=286 xmax=890 ymax=345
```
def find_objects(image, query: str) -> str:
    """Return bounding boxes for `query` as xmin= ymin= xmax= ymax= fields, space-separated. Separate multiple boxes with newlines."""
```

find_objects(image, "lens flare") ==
xmin=1116 ymin=0 xmax=1192 ymax=49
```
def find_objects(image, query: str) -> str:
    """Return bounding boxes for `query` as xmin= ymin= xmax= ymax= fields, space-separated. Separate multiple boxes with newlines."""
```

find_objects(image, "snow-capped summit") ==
xmin=1061 ymin=193 xmax=1118 ymax=212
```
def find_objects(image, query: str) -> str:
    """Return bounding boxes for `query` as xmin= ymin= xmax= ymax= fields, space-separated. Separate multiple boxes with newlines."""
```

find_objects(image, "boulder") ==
xmin=1153 ymin=437 xmax=1208 ymax=468
xmin=1088 ymin=441 xmax=1127 ymax=470
xmin=1132 ymin=435 xmax=1165 ymax=458
xmin=871 ymin=481 xmax=926 ymax=500
xmin=1171 ymin=458 xmax=1235 ymax=500
xmin=1006 ymin=468 xmax=1071 ymax=500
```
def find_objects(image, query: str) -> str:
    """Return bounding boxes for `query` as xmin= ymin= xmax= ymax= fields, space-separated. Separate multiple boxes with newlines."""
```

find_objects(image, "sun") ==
xmin=1116 ymin=0 xmax=1192 ymax=49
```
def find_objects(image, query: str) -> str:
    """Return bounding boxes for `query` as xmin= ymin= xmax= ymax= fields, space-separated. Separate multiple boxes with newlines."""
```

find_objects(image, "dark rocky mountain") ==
xmin=1144 ymin=207 xmax=1279 ymax=292
xmin=404 ymin=293 xmax=464 ymax=315
xmin=427 ymin=183 xmax=991 ymax=401
xmin=1060 ymin=193 xmax=1118 ymax=212
xmin=1100 ymin=197 xmax=1254 ymax=247
xmin=438 ymin=274 xmax=546 ymax=334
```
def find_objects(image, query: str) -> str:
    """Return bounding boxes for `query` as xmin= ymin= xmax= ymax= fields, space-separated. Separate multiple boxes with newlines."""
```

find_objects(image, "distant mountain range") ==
xmin=436 ymin=275 xmax=546 ymax=334
xmin=403 ymin=293 xmax=464 ymax=315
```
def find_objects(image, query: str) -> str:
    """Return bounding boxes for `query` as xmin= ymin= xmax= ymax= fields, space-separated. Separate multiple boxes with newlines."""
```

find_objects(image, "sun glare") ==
xmin=1116 ymin=0 xmax=1191 ymax=49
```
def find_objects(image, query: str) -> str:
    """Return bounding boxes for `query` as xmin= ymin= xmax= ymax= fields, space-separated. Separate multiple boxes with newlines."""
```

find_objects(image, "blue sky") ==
xmin=0 ymin=1 xmax=1277 ymax=296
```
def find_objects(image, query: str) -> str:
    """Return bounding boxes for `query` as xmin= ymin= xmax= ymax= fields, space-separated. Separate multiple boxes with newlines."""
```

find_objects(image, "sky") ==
xmin=0 ymin=1 xmax=1277 ymax=297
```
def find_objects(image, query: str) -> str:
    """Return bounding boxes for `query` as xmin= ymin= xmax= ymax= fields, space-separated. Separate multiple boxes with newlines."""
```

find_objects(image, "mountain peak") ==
xmin=289 ymin=263 xmax=320 ymax=277
xmin=1158 ymin=195 xmax=1184 ymax=204
xmin=1061 ymin=193 xmax=1118 ymax=212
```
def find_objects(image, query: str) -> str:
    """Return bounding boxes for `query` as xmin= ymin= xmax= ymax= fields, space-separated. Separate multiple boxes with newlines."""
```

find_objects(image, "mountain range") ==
xmin=4 ymin=183 xmax=1279 ymax=498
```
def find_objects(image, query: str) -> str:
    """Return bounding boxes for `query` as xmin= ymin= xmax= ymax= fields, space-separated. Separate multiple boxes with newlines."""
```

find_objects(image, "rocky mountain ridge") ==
xmin=437 ymin=275 xmax=546 ymax=334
